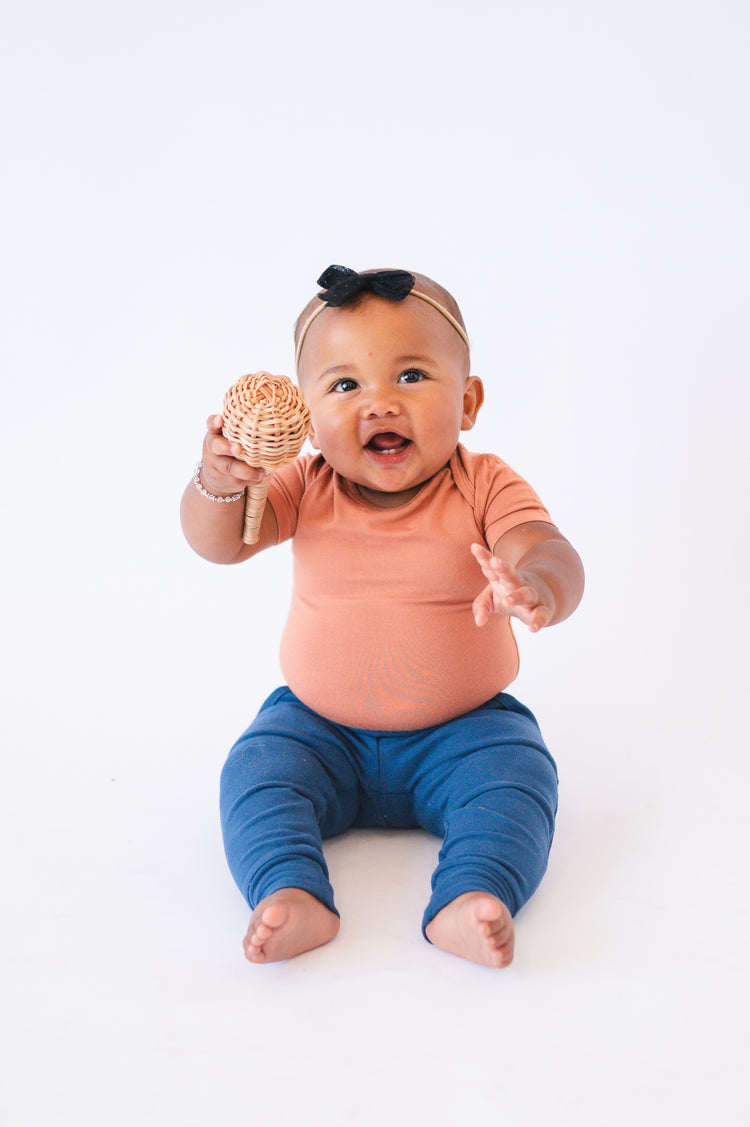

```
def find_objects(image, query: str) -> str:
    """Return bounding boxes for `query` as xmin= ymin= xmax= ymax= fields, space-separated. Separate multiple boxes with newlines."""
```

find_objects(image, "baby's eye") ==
xmin=399 ymin=368 xmax=425 ymax=384
xmin=331 ymin=378 xmax=359 ymax=393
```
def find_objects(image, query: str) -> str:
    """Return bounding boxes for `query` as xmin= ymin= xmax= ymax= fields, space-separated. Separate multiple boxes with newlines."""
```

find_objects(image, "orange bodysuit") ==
xmin=267 ymin=444 xmax=551 ymax=731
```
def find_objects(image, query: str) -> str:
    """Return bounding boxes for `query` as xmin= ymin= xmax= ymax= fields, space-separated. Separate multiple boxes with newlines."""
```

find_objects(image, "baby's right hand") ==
xmin=199 ymin=415 xmax=267 ymax=496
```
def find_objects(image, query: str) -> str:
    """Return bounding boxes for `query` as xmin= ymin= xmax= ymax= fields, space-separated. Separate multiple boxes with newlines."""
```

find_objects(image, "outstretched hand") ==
xmin=471 ymin=543 xmax=554 ymax=634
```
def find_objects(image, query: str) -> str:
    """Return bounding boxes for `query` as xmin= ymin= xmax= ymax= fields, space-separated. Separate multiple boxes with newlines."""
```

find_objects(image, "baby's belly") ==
xmin=279 ymin=597 xmax=519 ymax=731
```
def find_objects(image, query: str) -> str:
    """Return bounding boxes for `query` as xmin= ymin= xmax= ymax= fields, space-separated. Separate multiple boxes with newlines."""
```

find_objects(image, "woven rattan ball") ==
xmin=222 ymin=371 xmax=311 ymax=469
xmin=221 ymin=371 xmax=311 ymax=544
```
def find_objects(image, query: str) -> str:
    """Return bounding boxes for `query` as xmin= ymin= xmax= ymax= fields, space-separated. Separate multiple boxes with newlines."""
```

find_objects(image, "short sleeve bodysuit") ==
xmin=266 ymin=444 xmax=551 ymax=731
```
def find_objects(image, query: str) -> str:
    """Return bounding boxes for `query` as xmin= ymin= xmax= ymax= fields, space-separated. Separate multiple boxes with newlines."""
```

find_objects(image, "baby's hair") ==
xmin=294 ymin=268 xmax=469 ymax=369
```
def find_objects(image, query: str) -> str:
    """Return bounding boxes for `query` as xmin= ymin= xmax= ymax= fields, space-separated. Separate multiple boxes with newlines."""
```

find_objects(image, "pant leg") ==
xmin=410 ymin=693 xmax=558 ymax=933
xmin=219 ymin=687 xmax=361 ymax=915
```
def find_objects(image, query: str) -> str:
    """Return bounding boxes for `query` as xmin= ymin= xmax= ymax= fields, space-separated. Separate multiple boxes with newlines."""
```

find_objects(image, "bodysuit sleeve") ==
xmin=452 ymin=446 xmax=552 ymax=549
xmin=265 ymin=455 xmax=315 ymax=544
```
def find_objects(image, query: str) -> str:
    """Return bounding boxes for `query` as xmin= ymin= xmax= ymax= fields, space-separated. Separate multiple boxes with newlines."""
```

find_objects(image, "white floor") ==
xmin=4 ymin=632 xmax=748 ymax=1125
xmin=3 ymin=2 xmax=749 ymax=1124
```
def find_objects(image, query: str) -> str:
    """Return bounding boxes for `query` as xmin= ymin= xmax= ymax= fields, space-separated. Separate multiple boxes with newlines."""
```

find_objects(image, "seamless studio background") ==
xmin=2 ymin=1 xmax=748 ymax=1124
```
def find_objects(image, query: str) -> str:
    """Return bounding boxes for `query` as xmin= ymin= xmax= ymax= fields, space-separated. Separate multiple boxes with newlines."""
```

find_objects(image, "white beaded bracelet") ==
xmin=192 ymin=461 xmax=245 ymax=503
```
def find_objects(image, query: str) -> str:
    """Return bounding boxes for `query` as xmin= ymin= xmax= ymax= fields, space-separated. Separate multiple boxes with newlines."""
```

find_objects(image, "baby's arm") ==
xmin=472 ymin=522 xmax=584 ymax=633
xmin=180 ymin=415 xmax=279 ymax=563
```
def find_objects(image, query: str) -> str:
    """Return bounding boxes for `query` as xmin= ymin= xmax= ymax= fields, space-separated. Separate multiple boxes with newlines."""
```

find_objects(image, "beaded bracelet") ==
xmin=192 ymin=461 xmax=245 ymax=503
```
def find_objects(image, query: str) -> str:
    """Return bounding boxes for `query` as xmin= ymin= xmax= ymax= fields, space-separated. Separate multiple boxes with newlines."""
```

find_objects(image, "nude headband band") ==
xmin=294 ymin=289 xmax=471 ymax=369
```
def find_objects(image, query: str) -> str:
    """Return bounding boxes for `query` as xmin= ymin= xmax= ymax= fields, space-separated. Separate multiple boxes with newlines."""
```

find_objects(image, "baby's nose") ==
xmin=362 ymin=385 xmax=401 ymax=416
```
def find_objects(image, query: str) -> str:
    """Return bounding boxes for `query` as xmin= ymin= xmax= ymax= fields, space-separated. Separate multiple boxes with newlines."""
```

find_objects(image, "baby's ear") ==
xmin=461 ymin=375 xmax=484 ymax=431
xmin=308 ymin=425 xmax=320 ymax=450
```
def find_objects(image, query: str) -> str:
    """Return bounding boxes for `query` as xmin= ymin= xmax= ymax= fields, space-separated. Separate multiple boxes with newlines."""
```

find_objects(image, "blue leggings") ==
xmin=220 ymin=687 xmax=558 ymax=934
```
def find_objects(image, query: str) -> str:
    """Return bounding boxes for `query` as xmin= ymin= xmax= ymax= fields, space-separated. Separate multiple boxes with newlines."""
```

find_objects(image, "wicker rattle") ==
xmin=222 ymin=371 xmax=311 ymax=544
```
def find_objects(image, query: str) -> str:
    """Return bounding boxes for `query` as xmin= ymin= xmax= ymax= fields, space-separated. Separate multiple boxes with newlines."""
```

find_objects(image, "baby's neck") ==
xmin=355 ymin=482 xmax=425 ymax=509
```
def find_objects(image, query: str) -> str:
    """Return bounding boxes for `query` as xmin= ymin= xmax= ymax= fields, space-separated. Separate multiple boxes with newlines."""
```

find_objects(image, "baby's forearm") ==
xmin=515 ymin=538 xmax=585 ymax=626
xmin=180 ymin=480 xmax=250 ymax=563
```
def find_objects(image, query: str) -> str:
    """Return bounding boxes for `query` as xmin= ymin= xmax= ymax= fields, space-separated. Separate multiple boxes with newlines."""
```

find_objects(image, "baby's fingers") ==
xmin=472 ymin=543 xmax=517 ymax=586
xmin=528 ymin=606 xmax=552 ymax=633
xmin=200 ymin=416 xmax=266 ymax=489
xmin=471 ymin=542 xmax=501 ymax=576
xmin=206 ymin=413 xmax=247 ymax=462
xmin=473 ymin=584 xmax=494 ymax=627
xmin=501 ymin=583 xmax=541 ymax=611
xmin=513 ymin=603 xmax=553 ymax=634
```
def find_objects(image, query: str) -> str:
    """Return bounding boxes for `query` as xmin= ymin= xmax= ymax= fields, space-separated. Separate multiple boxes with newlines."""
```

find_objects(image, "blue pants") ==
xmin=220 ymin=687 xmax=558 ymax=935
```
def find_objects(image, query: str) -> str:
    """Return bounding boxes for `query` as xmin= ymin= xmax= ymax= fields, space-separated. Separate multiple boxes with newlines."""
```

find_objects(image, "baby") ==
xmin=181 ymin=265 xmax=584 ymax=968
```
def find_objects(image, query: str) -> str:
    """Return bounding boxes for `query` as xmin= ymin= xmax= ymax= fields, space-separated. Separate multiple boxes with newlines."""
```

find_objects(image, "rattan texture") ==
xmin=222 ymin=371 xmax=311 ymax=544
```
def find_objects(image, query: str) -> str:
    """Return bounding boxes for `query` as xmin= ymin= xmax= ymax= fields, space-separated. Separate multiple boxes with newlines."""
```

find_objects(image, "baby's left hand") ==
xmin=471 ymin=543 xmax=553 ymax=633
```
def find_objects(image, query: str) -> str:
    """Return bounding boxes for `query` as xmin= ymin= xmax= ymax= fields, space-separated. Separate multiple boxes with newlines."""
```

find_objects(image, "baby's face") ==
xmin=297 ymin=295 xmax=483 ymax=507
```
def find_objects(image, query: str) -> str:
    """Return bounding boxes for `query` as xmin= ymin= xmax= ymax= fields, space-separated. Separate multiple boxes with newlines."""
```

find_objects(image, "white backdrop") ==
xmin=2 ymin=1 xmax=749 ymax=1124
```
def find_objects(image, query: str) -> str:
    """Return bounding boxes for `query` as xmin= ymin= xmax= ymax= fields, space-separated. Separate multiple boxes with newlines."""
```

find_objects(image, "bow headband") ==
xmin=295 ymin=265 xmax=470 ymax=368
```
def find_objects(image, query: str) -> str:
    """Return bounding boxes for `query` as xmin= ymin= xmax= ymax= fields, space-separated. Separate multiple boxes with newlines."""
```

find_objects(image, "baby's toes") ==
xmin=493 ymin=921 xmax=513 ymax=949
xmin=260 ymin=902 xmax=291 ymax=930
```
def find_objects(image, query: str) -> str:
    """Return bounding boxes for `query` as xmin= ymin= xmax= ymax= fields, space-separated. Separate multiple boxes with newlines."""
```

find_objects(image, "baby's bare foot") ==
xmin=243 ymin=889 xmax=339 ymax=964
xmin=425 ymin=891 xmax=514 ymax=968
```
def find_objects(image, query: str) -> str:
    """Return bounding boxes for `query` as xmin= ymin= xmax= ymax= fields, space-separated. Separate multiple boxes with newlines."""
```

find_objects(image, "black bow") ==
xmin=316 ymin=265 xmax=415 ymax=307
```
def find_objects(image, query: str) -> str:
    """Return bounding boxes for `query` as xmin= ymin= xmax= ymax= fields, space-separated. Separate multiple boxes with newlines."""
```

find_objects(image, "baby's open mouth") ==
xmin=365 ymin=432 xmax=412 ymax=454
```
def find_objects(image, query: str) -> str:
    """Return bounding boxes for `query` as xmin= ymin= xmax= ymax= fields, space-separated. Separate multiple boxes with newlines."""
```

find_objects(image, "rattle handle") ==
xmin=243 ymin=476 xmax=271 ymax=544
